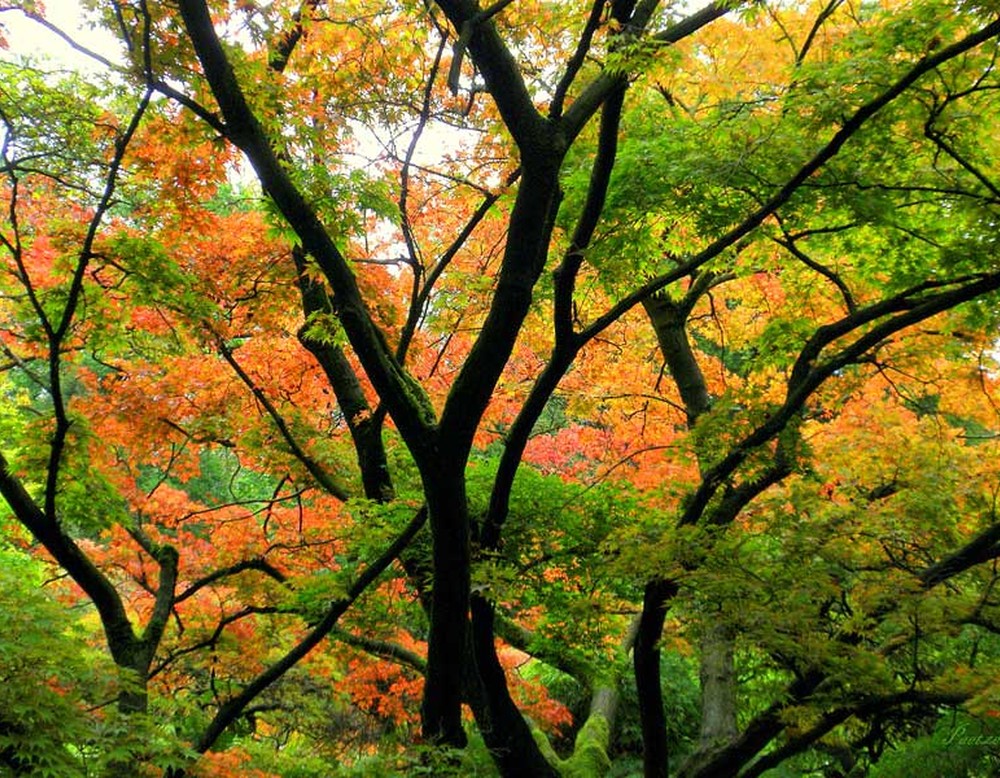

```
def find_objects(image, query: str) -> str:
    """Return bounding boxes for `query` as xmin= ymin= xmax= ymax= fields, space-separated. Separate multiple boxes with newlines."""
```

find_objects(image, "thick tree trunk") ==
xmin=643 ymin=291 xmax=740 ymax=770
xmin=420 ymin=470 xmax=472 ymax=747
xmin=116 ymin=668 xmax=150 ymax=715
xmin=634 ymin=578 xmax=678 ymax=778
xmin=299 ymin=301 xmax=551 ymax=769
xmin=105 ymin=650 xmax=154 ymax=776
xmin=423 ymin=163 xmax=561 ymax=750
xmin=697 ymin=620 xmax=737 ymax=749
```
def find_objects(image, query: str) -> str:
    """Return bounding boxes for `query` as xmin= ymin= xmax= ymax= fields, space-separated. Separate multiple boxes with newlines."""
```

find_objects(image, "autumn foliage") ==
xmin=2 ymin=1 xmax=1000 ymax=777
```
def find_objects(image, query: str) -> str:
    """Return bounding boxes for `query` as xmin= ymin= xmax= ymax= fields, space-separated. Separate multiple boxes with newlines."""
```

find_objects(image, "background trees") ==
xmin=2 ymin=0 xmax=1000 ymax=775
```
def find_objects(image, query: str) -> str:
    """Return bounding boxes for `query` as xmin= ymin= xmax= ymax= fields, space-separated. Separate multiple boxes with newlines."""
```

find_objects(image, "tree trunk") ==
xmin=634 ymin=578 xmax=678 ymax=778
xmin=117 ymin=671 xmax=150 ymax=715
xmin=643 ymin=290 xmax=740 ymax=771
xmin=422 ymin=163 xmax=561 ymax=749
xmin=420 ymin=469 xmax=472 ymax=747
xmin=697 ymin=620 xmax=737 ymax=750
xmin=470 ymin=596 xmax=559 ymax=776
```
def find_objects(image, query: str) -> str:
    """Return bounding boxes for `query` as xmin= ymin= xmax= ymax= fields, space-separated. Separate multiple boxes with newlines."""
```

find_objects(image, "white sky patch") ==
xmin=1 ymin=1 xmax=122 ymax=71
xmin=2 ymin=3 xmax=475 ymax=170
xmin=0 ymin=1 xmax=484 ymax=273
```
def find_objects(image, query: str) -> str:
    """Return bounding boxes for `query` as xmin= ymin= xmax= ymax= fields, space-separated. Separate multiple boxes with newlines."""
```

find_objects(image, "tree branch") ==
xmin=191 ymin=505 xmax=427 ymax=754
xmin=176 ymin=0 xmax=438 ymax=456
xmin=581 ymin=16 xmax=1000 ymax=346
xmin=216 ymin=336 xmax=353 ymax=502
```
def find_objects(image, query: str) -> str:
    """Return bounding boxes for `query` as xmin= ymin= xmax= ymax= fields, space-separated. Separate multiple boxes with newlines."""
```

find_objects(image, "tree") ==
xmin=2 ymin=0 xmax=1000 ymax=776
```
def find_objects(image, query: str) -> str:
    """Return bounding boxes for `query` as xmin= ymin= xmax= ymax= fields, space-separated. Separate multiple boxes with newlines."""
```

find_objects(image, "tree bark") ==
xmin=642 ymin=289 xmax=740 ymax=775
xmin=634 ymin=578 xmax=679 ymax=778
xmin=697 ymin=620 xmax=737 ymax=750
xmin=470 ymin=596 xmax=560 ymax=776
xmin=0 ymin=453 xmax=175 ymax=718
xmin=642 ymin=294 xmax=712 ymax=423
xmin=295 ymin=248 xmax=394 ymax=502
xmin=420 ymin=468 xmax=472 ymax=747
xmin=424 ymin=162 xmax=562 ymax=748
xmin=297 ymin=250 xmax=556 ymax=767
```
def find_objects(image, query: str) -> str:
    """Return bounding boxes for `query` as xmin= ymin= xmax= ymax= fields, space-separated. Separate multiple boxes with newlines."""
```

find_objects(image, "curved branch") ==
xmin=45 ymin=89 xmax=152 ymax=520
xmin=191 ymin=505 xmax=427 ymax=754
xmin=921 ymin=520 xmax=1000 ymax=588
xmin=409 ymin=166 xmax=521 ymax=340
xmin=738 ymin=690 xmax=968 ymax=778
xmin=0 ymin=451 xmax=139 ymax=663
xmin=177 ymin=0 xmax=438 ymax=455
xmin=581 ymin=16 xmax=1000 ymax=346
xmin=772 ymin=220 xmax=856 ymax=313
xmin=9 ymin=8 xmax=119 ymax=69
xmin=149 ymin=605 xmax=280 ymax=679
xmin=396 ymin=32 xmax=449 ymax=363
xmin=216 ymin=336 xmax=353 ymax=502
xmin=332 ymin=627 xmax=427 ymax=673
xmin=483 ymin=80 xmax=626 ymax=548
xmin=268 ymin=0 xmax=321 ymax=72
xmin=562 ymin=1 xmax=735 ymax=141
xmin=435 ymin=0 xmax=547 ymax=150
xmin=177 ymin=558 xmax=289 ymax=604
xmin=681 ymin=272 xmax=1000 ymax=527
xmin=549 ymin=0 xmax=607 ymax=120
